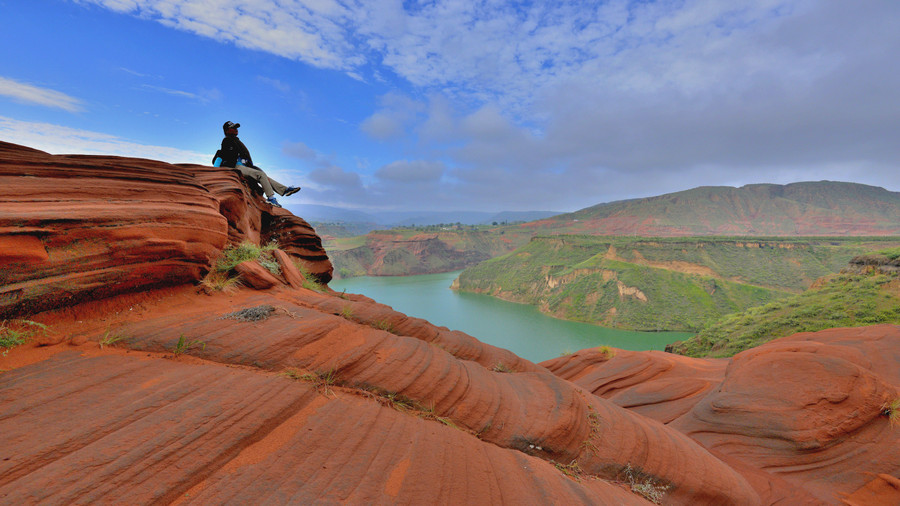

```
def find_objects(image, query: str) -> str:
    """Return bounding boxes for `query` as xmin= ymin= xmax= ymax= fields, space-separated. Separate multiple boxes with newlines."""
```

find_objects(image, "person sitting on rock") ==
xmin=212 ymin=121 xmax=300 ymax=208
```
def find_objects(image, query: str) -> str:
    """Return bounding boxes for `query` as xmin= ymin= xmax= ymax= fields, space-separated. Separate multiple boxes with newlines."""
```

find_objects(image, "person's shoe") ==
xmin=283 ymin=186 xmax=301 ymax=197
xmin=266 ymin=196 xmax=282 ymax=208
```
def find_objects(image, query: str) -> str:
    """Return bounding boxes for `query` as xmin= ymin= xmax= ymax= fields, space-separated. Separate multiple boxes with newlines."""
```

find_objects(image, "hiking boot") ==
xmin=283 ymin=186 xmax=301 ymax=197
xmin=266 ymin=196 xmax=282 ymax=208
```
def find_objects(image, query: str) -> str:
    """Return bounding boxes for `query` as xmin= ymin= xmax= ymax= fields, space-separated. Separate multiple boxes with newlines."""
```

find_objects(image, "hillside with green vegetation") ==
xmin=669 ymin=247 xmax=900 ymax=357
xmin=521 ymin=181 xmax=900 ymax=236
xmin=324 ymin=226 xmax=533 ymax=278
xmin=454 ymin=236 xmax=900 ymax=331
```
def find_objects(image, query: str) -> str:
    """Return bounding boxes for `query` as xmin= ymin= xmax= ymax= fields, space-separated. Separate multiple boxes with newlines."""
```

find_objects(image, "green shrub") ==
xmin=0 ymin=320 xmax=48 ymax=351
xmin=217 ymin=240 xmax=280 ymax=275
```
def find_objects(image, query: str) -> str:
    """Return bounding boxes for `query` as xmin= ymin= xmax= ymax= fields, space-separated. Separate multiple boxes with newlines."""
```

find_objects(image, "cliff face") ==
xmin=326 ymin=228 xmax=529 ymax=278
xmin=1 ymin=142 xmax=898 ymax=505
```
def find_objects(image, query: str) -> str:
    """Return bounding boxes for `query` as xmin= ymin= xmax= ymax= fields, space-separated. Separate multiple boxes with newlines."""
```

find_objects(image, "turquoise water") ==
xmin=330 ymin=271 xmax=692 ymax=363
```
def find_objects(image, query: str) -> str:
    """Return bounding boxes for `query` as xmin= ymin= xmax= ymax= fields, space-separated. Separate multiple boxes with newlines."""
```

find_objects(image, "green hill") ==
xmin=454 ymin=236 xmax=900 ymax=331
xmin=668 ymin=248 xmax=900 ymax=357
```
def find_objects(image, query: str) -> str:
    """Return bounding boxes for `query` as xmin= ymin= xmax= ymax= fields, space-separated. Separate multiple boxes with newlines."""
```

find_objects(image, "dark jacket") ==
xmin=216 ymin=134 xmax=253 ymax=168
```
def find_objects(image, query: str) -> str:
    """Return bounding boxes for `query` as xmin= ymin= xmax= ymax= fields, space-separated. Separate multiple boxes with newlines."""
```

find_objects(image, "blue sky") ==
xmin=2 ymin=0 xmax=899 ymax=215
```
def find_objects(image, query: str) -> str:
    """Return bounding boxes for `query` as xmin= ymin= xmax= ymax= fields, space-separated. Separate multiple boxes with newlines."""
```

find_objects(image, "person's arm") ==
xmin=236 ymin=139 xmax=253 ymax=166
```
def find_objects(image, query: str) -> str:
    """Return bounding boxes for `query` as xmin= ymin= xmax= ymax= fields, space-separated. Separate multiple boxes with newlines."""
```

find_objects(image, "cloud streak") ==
xmin=0 ymin=77 xmax=84 ymax=112
xmin=0 ymin=116 xmax=209 ymax=164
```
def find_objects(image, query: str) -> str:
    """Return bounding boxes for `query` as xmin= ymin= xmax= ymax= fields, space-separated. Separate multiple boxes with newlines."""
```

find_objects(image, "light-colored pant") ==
xmin=234 ymin=163 xmax=288 ymax=198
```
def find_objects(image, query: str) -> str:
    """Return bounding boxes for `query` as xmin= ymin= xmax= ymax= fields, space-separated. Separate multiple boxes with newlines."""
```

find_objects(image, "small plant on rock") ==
xmin=0 ymin=320 xmax=48 ymax=351
xmin=294 ymin=261 xmax=326 ymax=292
xmin=554 ymin=460 xmax=584 ymax=482
xmin=172 ymin=334 xmax=206 ymax=356
xmin=99 ymin=328 xmax=129 ymax=349
xmin=216 ymin=241 xmax=281 ymax=275
xmin=372 ymin=319 xmax=396 ymax=333
xmin=621 ymin=464 xmax=670 ymax=504
xmin=282 ymin=367 xmax=338 ymax=397
xmin=200 ymin=270 xmax=242 ymax=293
xmin=492 ymin=362 xmax=515 ymax=373
xmin=596 ymin=345 xmax=616 ymax=358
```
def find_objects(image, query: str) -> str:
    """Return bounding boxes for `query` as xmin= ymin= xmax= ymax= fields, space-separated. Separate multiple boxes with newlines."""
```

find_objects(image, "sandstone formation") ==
xmin=542 ymin=326 xmax=900 ymax=504
xmin=1 ymin=142 xmax=899 ymax=504
xmin=0 ymin=141 xmax=332 ymax=319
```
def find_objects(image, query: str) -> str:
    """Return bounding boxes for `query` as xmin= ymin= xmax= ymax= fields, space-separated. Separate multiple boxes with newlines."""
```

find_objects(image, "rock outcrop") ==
xmin=1 ymin=142 xmax=898 ymax=504
xmin=0 ymin=141 xmax=332 ymax=319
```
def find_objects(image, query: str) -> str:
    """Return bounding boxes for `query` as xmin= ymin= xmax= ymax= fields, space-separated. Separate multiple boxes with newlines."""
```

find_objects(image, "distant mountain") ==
xmin=287 ymin=204 xmax=561 ymax=229
xmin=523 ymin=181 xmax=900 ymax=236
xmin=284 ymin=204 xmax=379 ymax=224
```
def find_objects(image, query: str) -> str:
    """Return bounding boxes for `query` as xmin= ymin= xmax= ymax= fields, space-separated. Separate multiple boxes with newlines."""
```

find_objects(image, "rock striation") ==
xmin=1 ymin=142 xmax=898 ymax=504
xmin=0 ymin=141 xmax=331 ymax=318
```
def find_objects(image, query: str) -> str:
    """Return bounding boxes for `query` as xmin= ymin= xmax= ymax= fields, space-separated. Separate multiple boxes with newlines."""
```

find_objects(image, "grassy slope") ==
xmin=671 ymin=248 xmax=900 ymax=357
xmin=456 ymin=236 xmax=900 ymax=331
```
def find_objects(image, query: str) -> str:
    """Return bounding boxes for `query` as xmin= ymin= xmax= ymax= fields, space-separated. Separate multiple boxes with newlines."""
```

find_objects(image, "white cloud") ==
xmin=0 ymin=77 xmax=84 ymax=112
xmin=0 ymin=116 xmax=209 ymax=164
xmin=72 ymin=1 xmax=900 ymax=211
xmin=140 ymin=84 xmax=220 ymax=103
xmin=78 ymin=0 xmax=360 ymax=71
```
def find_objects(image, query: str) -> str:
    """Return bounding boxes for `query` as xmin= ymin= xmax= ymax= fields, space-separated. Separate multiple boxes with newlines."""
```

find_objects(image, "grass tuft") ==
xmin=172 ymin=334 xmax=206 ymax=356
xmin=554 ymin=460 xmax=584 ymax=482
xmin=295 ymin=261 xmax=326 ymax=292
xmin=0 ymin=320 xmax=48 ymax=351
xmin=621 ymin=464 xmax=670 ymax=504
xmin=596 ymin=345 xmax=616 ymax=358
xmin=200 ymin=270 xmax=243 ymax=293
xmin=99 ymin=328 xmax=129 ymax=349
xmin=282 ymin=368 xmax=338 ymax=397
xmin=216 ymin=241 xmax=281 ymax=274
xmin=372 ymin=319 xmax=396 ymax=333
xmin=492 ymin=362 xmax=515 ymax=373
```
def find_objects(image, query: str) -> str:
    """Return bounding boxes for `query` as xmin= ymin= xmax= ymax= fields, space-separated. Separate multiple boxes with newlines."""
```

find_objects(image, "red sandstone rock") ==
xmin=273 ymin=248 xmax=304 ymax=289
xmin=0 ymin=141 xmax=332 ymax=318
xmin=541 ymin=348 xmax=727 ymax=423
xmin=233 ymin=260 xmax=280 ymax=289
xmin=3 ymin=141 xmax=900 ymax=505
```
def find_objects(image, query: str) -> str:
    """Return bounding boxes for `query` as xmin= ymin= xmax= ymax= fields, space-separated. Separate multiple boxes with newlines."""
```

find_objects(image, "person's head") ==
xmin=222 ymin=121 xmax=240 ymax=136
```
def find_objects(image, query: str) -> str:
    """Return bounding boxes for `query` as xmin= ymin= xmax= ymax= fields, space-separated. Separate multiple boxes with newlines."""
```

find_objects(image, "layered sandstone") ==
xmin=1 ymin=142 xmax=898 ymax=505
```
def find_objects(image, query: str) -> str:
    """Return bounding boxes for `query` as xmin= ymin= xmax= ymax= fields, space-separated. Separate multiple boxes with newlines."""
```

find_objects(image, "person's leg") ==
xmin=265 ymin=175 xmax=289 ymax=196
xmin=235 ymin=164 xmax=276 ymax=197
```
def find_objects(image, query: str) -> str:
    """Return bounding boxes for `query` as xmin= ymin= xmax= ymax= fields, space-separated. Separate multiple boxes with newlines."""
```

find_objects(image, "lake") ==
xmin=330 ymin=271 xmax=693 ymax=363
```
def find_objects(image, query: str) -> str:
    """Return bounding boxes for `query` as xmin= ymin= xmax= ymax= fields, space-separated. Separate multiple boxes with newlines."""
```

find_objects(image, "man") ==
xmin=213 ymin=121 xmax=300 ymax=207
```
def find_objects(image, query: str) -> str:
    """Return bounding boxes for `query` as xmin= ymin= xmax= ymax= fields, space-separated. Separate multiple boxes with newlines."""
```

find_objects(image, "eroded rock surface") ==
xmin=2 ymin=142 xmax=899 ymax=505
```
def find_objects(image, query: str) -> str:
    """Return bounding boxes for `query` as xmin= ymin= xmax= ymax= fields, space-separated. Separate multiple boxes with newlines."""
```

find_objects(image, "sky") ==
xmin=2 ymin=0 xmax=899 ymax=215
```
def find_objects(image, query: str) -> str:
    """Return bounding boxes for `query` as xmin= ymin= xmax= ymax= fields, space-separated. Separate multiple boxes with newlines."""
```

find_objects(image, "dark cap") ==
xmin=222 ymin=121 xmax=241 ymax=132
